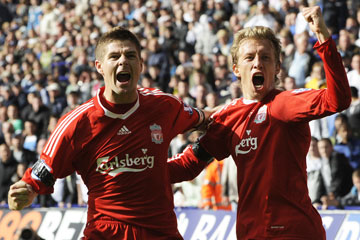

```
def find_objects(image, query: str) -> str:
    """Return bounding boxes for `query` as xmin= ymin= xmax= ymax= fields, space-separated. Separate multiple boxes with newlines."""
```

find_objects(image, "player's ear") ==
xmin=95 ymin=60 xmax=104 ymax=75
xmin=140 ymin=58 xmax=144 ymax=73
xmin=233 ymin=64 xmax=241 ymax=78
xmin=275 ymin=61 xmax=281 ymax=75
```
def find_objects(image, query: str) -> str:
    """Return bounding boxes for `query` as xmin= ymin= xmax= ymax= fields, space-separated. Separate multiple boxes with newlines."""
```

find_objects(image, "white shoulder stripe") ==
xmin=44 ymin=101 xmax=94 ymax=157
xmin=138 ymin=88 xmax=181 ymax=104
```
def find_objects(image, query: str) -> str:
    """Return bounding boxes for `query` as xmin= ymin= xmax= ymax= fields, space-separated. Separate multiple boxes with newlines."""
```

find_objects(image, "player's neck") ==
xmin=100 ymin=91 xmax=138 ymax=114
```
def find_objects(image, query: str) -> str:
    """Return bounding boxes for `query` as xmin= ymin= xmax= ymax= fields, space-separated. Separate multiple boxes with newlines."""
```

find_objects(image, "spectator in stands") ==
xmin=221 ymin=156 xmax=238 ymax=211
xmin=176 ymin=79 xmax=196 ymax=107
xmin=159 ymin=24 xmax=178 ymax=63
xmin=214 ymin=28 xmax=232 ymax=56
xmin=51 ymin=173 xmax=77 ymax=208
xmin=194 ymin=15 xmax=218 ymax=58
xmin=147 ymin=37 xmax=171 ymax=92
xmin=46 ymin=82 xmax=67 ymax=117
xmin=347 ymin=53 xmax=360 ymax=97
xmin=189 ymin=70 xmax=213 ymax=99
xmin=61 ymin=90 xmax=81 ymax=116
xmin=189 ymin=53 xmax=216 ymax=91
xmin=228 ymin=14 xmax=242 ymax=37
xmin=345 ymin=86 xmax=360 ymax=138
xmin=10 ymin=132 xmax=36 ymax=165
xmin=306 ymin=137 xmax=325 ymax=206
xmin=288 ymin=31 xmax=314 ymax=87
xmin=201 ymin=159 xmax=231 ymax=210
xmin=22 ymin=120 xmax=38 ymax=153
xmin=244 ymin=0 xmax=276 ymax=29
xmin=176 ymin=48 xmax=193 ymax=69
xmin=65 ymin=72 xmax=80 ymax=97
xmin=11 ymin=162 xmax=28 ymax=186
xmin=1 ymin=121 xmax=15 ymax=146
xmin=334 ymin=122 xmax=360 ymax=170
xmin=24 ymin=93 xmax=50 ymax=138
xmin=305 ymin=61 xmax=326 ymax=89
xmin=10 ymin=83 xmax=27 ymax=111
xmin=173 ymin=159 xmax=203 ymax=209
xmin=194 ymin=84 xmax=209 ymax=109
xmin=322 ymin=0 xmax=348 ymax=35
xmin=205 ymin=92 xmax=219 ymax=110
xmin=0 ymin=143 xmax=17 ymax=204
xmin=332 ymin=113 xmax=349 ymax=144
xmin=318 ymin=138 xmax=353 ymax=201
xmin=78 ymin=70 xmax=93 ymax=103
xmin=283 ymin=76 xmax=297 ymax=90
xmin=0 ymin=84 xmax=18 ymax=107
xmin=224 ymin=81 xmax=242 ymax=104
xmin=7 ymin=104 xmax=23 ymax=133
xmin=279 ymin=27 xmax=295 ymax=73
xmin=26 ymin=0 xmax=42 ymax=33
xmin=213 ymin=65 xmax=232 ymax=94
xmin=175 ymin=65 xmax=192 ymax=84
xmin=172 ymin=7 xmax=190 ymax=53
xmin=321 ymin=168 xmax=360 ymax=209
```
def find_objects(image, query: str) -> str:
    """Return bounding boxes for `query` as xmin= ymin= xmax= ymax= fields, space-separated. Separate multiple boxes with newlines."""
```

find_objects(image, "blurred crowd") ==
xmin=0 ymin=0 xmax=360 ymax=210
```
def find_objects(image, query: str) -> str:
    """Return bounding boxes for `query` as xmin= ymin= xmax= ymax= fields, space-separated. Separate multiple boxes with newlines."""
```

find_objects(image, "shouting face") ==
xmin=233 ymin=39 xmax=280 ymax=101
xmin=95 ymin=40 xmax=143 ymax=104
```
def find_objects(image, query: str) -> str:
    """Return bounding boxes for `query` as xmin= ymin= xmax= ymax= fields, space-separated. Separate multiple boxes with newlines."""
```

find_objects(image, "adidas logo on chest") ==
xmin=118 ymin=125 xmax=131 ymax=135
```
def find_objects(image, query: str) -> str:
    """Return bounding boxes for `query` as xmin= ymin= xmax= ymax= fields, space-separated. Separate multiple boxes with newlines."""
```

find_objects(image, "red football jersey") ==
xmin=199 ymin=38 xmax=350 ymax=239
xmin=22 ymin=87 xmax=200 ymax=236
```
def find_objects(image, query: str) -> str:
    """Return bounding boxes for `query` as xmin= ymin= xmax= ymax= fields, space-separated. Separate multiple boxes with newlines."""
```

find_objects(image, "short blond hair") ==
xmin=230 ymin=26 xmax=281 ymax=66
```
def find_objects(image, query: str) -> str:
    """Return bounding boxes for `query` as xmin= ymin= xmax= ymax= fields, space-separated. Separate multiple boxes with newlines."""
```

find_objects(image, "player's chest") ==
xmin=230 ymin=104 xmax=271 ymax=157
xmin=84 ymin=117 xmax=170 ymax=177
xmin=92 ymin=116 xmax=171 ymax=150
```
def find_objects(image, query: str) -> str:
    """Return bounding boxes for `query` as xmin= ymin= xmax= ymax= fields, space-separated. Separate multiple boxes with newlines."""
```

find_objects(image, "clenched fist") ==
xmin=8 ymin=180 xmax=38 ymax=210
xmin=302 ymin=6 xmax=330 ymax=43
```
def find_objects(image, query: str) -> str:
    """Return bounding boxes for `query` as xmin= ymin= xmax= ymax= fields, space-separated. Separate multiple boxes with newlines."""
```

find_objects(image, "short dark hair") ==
xmin=353 ymin=168 xmax=360 ymax=178
xmin=350 ymin=86 xmax=359 ymax=98
xmin=319 ymin=137 xmax=332 ymax=146
xmin=95 ymin=27 xmax=142 ymax=61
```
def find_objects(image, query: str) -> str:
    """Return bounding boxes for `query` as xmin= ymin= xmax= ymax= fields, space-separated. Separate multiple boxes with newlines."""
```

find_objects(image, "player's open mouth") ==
xmin=252 ymin=73 xmax=264 ymax=90
xmin=116 ymin=72 xmax=131 ymax=82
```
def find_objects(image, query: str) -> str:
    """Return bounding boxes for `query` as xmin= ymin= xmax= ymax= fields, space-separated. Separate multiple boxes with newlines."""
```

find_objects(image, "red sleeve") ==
xmin=199 ymin=105 xmax=235 ymax=160
xmin=22 ymin=110 xmax=80 ymax=194
xmin=170 ymin=100 xmax=201 ymax=135
xmin=167 ymin=145 xmax=208 ymax=183
xmin=272 ymin=38 xmax=351 ymax=122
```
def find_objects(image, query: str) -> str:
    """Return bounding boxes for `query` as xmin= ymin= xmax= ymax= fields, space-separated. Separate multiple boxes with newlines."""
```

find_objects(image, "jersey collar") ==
xmin=96 ymin=87 xmax=140 ymax=120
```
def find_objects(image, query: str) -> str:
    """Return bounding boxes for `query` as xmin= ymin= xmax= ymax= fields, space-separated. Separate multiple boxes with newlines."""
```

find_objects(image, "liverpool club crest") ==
xmin=150 ymin=124 xmax=163 ymax=144
xmin=254 ymin=105 xmax=267 ymax=124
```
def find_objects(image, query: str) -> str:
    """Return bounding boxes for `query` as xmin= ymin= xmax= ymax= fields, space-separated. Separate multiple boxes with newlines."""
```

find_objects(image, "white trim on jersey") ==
xmin=96 ymin=89 xmax=140 ymax=120
xmin=167 ymin=145 xmax=190 ymax=162
xmin=43 ymin=101 xmax=95 ymax=158
xmin=138 ymin=88 xmax=182 ymax=104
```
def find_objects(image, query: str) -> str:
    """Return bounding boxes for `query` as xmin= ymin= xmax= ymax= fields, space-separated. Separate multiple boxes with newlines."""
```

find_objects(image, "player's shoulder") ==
xmin=276 ymin=88 xmax=318 ymax=98
xmin=214 ymin=98 xmax=243 ymax=116
xmin=59 ymin=98 xmax=96 ymax=125
xmin=208 ymin=99 xmax=243 ymax=125
xmin=138 ymin=87 xmax=183 ymax=105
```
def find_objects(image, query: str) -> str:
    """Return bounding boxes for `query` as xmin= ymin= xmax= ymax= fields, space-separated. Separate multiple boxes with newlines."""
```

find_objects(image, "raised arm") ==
xmin=304 ymin=6 xmax=351 ymax=112
xmin=302 ymin=6 xmax=330 ymax=44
